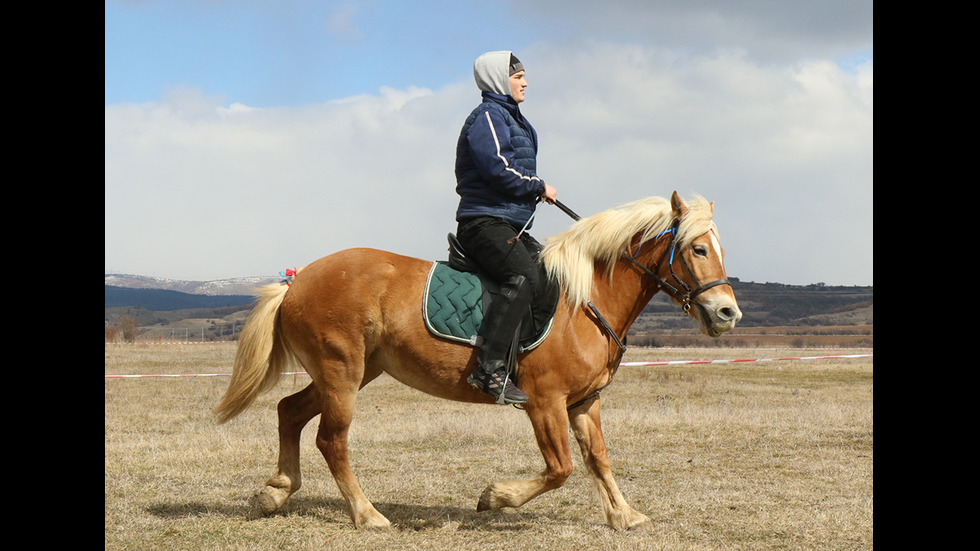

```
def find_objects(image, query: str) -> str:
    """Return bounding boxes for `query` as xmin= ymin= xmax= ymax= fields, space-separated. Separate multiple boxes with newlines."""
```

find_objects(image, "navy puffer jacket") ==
xmin=454 ymin=91 xmax=545 ymax=228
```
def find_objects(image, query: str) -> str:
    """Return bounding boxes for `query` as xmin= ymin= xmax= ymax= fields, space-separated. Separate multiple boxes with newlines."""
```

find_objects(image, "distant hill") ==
xmin=105 ymin=273 xmax=280 ymax=296
xmin=632 ymin=279 xmax=872 ymax=330
xmin=104 ymin=285 xmax=255 ymax=311
xmin=105 ymin=274 xmax=872 ymax=342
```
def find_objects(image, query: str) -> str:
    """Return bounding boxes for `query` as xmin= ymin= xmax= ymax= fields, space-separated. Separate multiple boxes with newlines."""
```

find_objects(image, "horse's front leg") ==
xmin=477 ymin=400 xmax=574 ymax=511
xmin=569 ymin=397 xmax=650 ymax=530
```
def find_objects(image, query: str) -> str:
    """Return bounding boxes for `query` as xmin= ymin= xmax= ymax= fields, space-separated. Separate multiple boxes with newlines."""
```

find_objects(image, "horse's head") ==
xmin=542 ymin=192 xmax=742 ymax=338
xmin=656 ymin=192 xmax=741 ymax=337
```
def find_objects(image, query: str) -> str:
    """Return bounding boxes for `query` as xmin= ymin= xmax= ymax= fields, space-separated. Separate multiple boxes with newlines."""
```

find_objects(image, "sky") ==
xmin=105 ymin=0 xmax=873 ymax=286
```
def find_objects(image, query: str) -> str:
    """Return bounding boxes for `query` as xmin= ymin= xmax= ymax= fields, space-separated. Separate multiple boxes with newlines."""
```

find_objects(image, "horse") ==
xmin=215 ymin=191 xmax=741 ymax=530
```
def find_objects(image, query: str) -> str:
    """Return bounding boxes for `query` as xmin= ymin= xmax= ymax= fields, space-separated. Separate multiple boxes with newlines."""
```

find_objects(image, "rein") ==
xmin=554 ymin=201 xmax=629 ymax=355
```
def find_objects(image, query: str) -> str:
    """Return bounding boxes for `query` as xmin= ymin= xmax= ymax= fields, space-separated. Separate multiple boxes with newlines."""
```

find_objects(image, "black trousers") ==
xmin=457 ymin=216 xmax=546 ymax=368
xmin=457 ymin=217 xmax=542 ymax=293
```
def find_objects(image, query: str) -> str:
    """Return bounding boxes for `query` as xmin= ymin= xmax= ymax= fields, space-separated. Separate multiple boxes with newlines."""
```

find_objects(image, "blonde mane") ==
xmin=540 ymin=195 xmax=718 ymax=308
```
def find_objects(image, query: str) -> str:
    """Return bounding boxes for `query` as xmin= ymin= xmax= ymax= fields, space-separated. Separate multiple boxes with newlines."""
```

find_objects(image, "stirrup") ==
xmin=467 ymin=366 xmax=529 ymax=405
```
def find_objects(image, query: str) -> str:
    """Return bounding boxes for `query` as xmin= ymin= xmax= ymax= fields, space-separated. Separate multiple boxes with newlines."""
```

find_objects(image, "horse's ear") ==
xmin=710 ymin=201 xmax=715 ymax=215
xmin=670 ymin=191 xmax=687 ymax=218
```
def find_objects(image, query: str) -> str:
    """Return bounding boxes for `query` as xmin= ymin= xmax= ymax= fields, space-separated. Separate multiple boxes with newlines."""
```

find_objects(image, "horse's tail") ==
xmin=214 ymin=283 xmax=294 ymax=424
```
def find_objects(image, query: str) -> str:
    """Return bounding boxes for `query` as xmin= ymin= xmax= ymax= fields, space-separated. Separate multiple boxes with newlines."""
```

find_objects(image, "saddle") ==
xmin=422 ymin=234 xmax=558 ymax=352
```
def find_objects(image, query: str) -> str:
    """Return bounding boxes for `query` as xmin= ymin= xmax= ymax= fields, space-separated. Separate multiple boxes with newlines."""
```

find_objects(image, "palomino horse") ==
xmin=215 ymin=191 xmax=741 ymax=530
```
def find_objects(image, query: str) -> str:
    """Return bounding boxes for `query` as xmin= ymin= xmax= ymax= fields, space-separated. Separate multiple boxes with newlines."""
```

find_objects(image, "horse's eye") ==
xmin=693 ymin=245 xmax=708 ymax=257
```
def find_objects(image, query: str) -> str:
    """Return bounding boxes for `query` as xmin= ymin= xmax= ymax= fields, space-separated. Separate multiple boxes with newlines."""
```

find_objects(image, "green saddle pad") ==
xmin=423 ymin=261 xmax=552 ymax=351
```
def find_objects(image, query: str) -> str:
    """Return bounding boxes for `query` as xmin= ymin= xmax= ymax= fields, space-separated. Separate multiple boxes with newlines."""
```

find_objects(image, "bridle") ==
xmin=626 ymin=224 xmax=732 ymax=315
xmin=554 ymin=199 xmax=731 ymax=316
xmin=553 ymin=199 xmax=732 ymax=352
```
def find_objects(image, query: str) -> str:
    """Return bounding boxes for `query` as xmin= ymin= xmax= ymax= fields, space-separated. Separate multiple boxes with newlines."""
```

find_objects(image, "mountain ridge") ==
xmin=105 ymin=274 xmax=872 ymax=342
xmin=105 ymin=273 xmax=872 ymax=325
xmin=105 ymin=273 xmax=282 ymax=296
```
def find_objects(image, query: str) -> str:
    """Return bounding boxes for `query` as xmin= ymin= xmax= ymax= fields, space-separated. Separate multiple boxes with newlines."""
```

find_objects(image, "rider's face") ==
xmin=510 ymin=71 xmax=527 ymax=103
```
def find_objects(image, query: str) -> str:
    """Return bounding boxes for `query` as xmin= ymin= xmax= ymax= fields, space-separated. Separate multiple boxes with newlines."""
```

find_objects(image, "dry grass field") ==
xmin=105 ymin=343 xmax=873 ymax=550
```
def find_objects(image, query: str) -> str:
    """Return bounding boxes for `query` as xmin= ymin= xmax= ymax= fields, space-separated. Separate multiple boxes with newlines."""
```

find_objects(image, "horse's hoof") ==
xmin=477 ymin=486 xmax=494 ymax=511
xmin=249 ymin=487 xmax=284 ymax=518
xmin=629 ymin=518 xmax=654 ymax=531
xmin=358 ymin=519 xmax=393 ymax=530
xmin=608 ymin=510 xmax=652 ymax=531
xmin=354 ymin=509 xmax=393 ymax=529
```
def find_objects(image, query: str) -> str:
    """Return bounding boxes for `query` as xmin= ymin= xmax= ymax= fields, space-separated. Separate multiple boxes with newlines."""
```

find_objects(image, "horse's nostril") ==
xmin=718 ymin=307 xmax=740 ymax=322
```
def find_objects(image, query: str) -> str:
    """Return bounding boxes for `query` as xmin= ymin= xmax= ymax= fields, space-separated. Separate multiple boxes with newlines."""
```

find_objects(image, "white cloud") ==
xmin=516 ymin=1 xmax=872 ymax=63
xmin=514 ymin=45 xmax=872 ymax=285
xmin=106 ymin=40 xmax=871 ymax=285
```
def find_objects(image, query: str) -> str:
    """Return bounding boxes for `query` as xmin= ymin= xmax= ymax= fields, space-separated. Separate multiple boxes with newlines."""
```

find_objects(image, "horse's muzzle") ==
xmin=695 ymin=297 xmax=742 ymax=337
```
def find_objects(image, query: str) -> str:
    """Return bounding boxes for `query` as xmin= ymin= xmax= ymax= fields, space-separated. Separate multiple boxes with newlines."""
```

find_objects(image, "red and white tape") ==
xmin=620 ymin=353 xmax=872 ymax=366
xmin=105 ymin=354 xmax=872 ymax=379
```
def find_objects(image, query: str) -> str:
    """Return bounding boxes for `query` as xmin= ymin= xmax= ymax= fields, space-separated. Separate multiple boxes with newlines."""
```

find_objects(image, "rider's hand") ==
xmin=541 ymin=183 xmax=558 ymax=205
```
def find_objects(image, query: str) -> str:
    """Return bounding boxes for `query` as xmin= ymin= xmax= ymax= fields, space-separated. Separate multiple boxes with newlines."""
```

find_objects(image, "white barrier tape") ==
xmin=621 ymin=353 xmax=873 ymax=366
xmin=105 ymin=341 xmax=233 ymax=345
xmin=104 ymin=371 xmax=311 ymax=378
xmin=105 ymin=354 xmax=871 ymax=379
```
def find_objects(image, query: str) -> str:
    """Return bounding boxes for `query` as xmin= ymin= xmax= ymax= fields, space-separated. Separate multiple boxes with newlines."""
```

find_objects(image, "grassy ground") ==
xmin=105 ymin=344 xmax=873 ymax=550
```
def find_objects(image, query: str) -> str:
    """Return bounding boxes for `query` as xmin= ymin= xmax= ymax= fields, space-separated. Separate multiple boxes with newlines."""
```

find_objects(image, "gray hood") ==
xmin=473 ymin=51 xmax=514 ymax=96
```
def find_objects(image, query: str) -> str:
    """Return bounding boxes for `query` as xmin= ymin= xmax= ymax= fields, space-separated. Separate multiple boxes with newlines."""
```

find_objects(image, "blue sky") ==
xmin=106 ymin=1 xmax=562 ymax=107
xmin=106 ymin=1 xmax=873 ymax=286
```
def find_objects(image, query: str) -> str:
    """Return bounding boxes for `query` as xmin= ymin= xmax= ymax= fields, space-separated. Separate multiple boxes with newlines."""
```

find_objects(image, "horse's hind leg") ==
xmin=251 ymin=383 xmax=321 ymax=517
xmin=569 ymin=397 xmax=650 ymax=530
xmin=315 ymin=372 xmax=391 ymax=529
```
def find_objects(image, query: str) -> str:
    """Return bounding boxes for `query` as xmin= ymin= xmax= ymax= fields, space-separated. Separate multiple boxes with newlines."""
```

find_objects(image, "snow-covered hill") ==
xmin=105 ymin=274 xmax=281 ymax=296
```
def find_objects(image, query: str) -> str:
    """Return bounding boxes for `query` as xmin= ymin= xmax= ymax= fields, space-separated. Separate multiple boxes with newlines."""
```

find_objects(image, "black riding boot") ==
xmin=467 ymin=275 xmax=530 ymax=404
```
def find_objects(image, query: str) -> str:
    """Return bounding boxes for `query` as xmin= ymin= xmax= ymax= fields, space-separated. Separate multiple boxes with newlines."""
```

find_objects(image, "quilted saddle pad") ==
xmin=423 ymin=261 xmax=552 ymax=351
